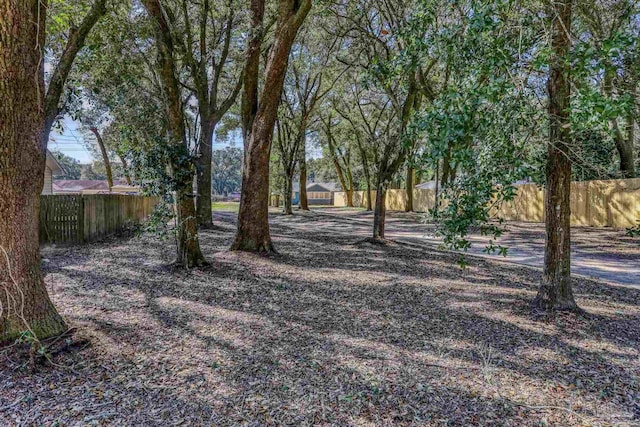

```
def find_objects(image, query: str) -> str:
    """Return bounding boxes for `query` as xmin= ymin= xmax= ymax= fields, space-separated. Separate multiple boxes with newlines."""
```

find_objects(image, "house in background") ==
xmin=415 ymin=181 xmax=436 ymax=191
xmin=43 ymin=150 xmax=65 ymax=195
xmin=52 ymin=179 xmax=139 ymax=195
xmin=292 ymin=182 xmax=339 ymax=206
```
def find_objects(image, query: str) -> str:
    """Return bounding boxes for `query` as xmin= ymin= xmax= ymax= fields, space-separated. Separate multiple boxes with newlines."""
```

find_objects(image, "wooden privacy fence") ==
xmin=333 ymin=178 xmax=640 ymax=229
xmin=40 ymin=194 xmax=160 ymax=244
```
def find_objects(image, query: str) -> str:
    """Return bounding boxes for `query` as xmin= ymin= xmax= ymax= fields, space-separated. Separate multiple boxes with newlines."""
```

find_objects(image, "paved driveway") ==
xmin=307 ymin=208 xmax=640 ymax=289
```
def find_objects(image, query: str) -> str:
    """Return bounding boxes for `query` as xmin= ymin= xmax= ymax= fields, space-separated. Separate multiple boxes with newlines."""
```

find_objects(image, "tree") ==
xmin=575 ymin=0 xmax=639 ymax=178
xmin=88 ymin=127 xmax=114 ymax=189
xmin=212 ymin=147 xmax=243 ymax=196
xmin=334 ymin=74 xmax=413 ymax=239
xmin=319 ymin=112 xmax=356 ymax=207
xmin=0 ymin=0 xmax=107 ymax=342
xmin=43 ymin=0 xmax=109 ymax=151
xmin=143 ymin=0 xmax=206 ymax=268
xmin=274 ymin=26 xmax=338 ymax=214
xmin=232 ymin=0 xmax=312 ymax=252
xmin=170 ymin=0 xmax=244 ymax=227
xmin=329 ymin=0 xmax=423 ymax=238
xmin=331 ymin=92 xmax=375 ymax=210
xmin=51 ymin=151 xmax=82 ymax=179
xmin=534 ymin=0 xmax=578 ymax=311
xmin=100 ymin=124 xmax=133 ymax=185
xmin=275 ymin=112 xmax=303 ymax=214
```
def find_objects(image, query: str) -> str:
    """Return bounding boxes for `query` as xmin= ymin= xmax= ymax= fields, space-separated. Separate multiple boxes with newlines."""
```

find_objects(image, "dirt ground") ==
xmin=1 ymin=210 xmax=639 ymax=426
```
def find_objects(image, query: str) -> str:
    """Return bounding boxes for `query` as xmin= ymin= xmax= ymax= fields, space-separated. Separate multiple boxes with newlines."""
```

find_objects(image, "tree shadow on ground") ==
xmin=27 ymin=215 xmax=639 ymax=426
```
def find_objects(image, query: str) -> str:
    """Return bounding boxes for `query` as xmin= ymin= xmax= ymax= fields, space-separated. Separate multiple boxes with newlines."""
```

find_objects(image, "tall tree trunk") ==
xmin=361 ymin=156 xmax=373 ymax=211
xmin=233 ymin=131 xmax=275 ymax=251
xmin=326 ymin=125 xmax=354 ymax=207
xmin=441 ymin=148 xmax=452 ymax=187
xmin=372 ymin=183 xmax=387 ymax=239
xmin=233 ymin=0 xmax=312 ymax=252
xmin=365 ymin=179 xmax=373 ymax=211
xmin=89 ymin=127 xmax=113 ymax=190
xmin=298 ymin=136 xmax=309 ymax=210
xmin=283 ymin=174 xmax=293 ymax=215
xmin=625 ymin=57 xmax=640 ymax=177
xmin=196 ymin=121 xmax=216 ymax=227
xmin=175 ymin=186 xmax=205 ymax=267
xmin=345 ymin=165 xmax=355 ymax=208
xmin=328 ymin=144 xmax=349 ymax=205
xmin=144 ymin=0 xmax=206 ymax=268
xmin=535 ymin=0 xmax=578 ymax=311
xmin=622 ymin=58 xmax=637 ymax=178
xmin=405 ymin=166 xmax=415 ymax=212
xmin=0 ymin=0 xmax=67 ymax=342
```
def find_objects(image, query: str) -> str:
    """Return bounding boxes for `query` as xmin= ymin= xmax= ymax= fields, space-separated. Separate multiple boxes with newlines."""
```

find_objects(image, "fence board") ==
xmin=334 ymin=178 xmax=640 ymax=229
xmin=40 ymin=195 xmax=159 ymax=245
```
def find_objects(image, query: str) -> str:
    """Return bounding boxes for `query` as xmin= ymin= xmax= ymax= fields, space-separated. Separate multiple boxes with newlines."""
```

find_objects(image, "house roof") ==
xmin=415 ymin=180 xmax=436 ymax=190
xmin=292 ymin=182 xmax=340 ymax=192
xmin=53 ymin=179 xmax=128 ymax=193
xmin=45 ymin=150 xmax=65 ymax=176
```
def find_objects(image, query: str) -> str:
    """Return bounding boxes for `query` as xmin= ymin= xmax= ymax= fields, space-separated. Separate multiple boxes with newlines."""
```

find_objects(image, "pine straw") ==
xmin=1 ymin=211 xmax=638 ymax=426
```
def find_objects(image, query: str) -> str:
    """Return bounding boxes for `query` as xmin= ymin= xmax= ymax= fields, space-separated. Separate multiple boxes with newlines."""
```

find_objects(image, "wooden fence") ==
xmin=40 ymin=194 xmax=160 ymax=244
xmin=333 ymin=178 xmax=640 ymax=229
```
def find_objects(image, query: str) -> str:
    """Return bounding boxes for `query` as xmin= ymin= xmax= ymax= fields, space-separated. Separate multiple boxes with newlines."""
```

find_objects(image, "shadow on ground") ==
xmin=1 ymin=211 xmax=638 ymax=426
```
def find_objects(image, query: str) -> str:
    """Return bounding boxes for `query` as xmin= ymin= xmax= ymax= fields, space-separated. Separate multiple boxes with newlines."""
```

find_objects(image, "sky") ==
xmin=49 ymin=116 xmax=244 ymax=164
xmin=48 ymin=117 xmax=94 ymax=163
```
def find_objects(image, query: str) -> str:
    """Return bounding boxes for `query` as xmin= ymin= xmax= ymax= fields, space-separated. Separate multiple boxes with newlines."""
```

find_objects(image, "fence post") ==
xmin=77 ymin=195 xmax=85 ymax=243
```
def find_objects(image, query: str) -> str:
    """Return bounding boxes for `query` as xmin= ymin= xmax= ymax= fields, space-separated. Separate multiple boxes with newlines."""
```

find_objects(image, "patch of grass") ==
xmin=212 ymin=202 xmax=240 ymax=212
xmin=310 ymin=205 xmax=366 ymax=211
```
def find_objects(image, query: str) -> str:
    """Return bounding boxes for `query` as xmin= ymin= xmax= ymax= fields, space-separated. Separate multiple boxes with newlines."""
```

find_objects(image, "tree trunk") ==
xmin=346 ymin=167 xmax=355 ymax=208
xmin=40 ymin=0 xmax=107 ymax=151
xmin=365 ymin=179 xmax=373 ymax=211
xmin=624 ymin=58 xmax=637 ymax=178
xmin=372 ymin=184 xmax=387 ymax=240
xmin=619 ymin=58 xmax=636 ymax=178
xmin=298 ymin=137 xmax=309 ymax=210
xmin=605 ymin=68 xmax=636 ymax=179
xmin=175 ymin=188 xmax=207 ymax=267
xmin=232 ymin=129 xmax=275 ymax=252
xmin=118 ymin=153 xmax=133 ymax=185
xmin=534 ymin=0 xmax=578 ymax=312
xmin=196 ymin=121 xmax=216 ymax=227
xmin=346 ymin=189 xmax=354 ymax=207
xmin=144 ymin=0 xmax=206 ymax=267
xmin=0 ymin=0 xmax=67 ymax=342
xmin=329 ymin=146 xmax=349 ymax=205
xmin=441 ymin=147 xmax=452 ymax=187
xmin=233 ymin=0 xmax=311 ymax=252
xmin=405 ymin=167 xmax=415 ymax=212
xmin=283 ymin=173 xmax=294 ymax=215
xmin=89 ymin=127 xmax=114 ymax=190
xmin=326 ymin=128 xmax=354 ymax=208
xmin=615 ymin=136 xmax=636 ymax=178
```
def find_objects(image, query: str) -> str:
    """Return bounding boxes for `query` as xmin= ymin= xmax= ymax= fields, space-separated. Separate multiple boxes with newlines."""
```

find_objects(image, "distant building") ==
xmin=43 ymin=150 xmax=65 ymax=195
xmin=52 ymin=179 xmax=139 ymax=195
xmin=415 ymin=181 xmax=437 ymax=190
xmin=292 ymin=182 xmax=340 ymax=205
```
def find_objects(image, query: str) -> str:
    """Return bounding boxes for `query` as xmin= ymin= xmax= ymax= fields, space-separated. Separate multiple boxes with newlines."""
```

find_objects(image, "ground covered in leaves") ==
xmin=1 ymin=210 xmax=639 ymax=426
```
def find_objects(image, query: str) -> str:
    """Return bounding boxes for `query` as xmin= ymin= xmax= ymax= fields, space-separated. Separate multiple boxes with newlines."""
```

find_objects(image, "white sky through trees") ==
xmin=49 ymin=117 xmax=246 ymax=164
